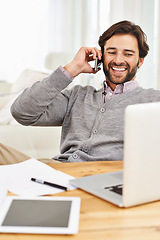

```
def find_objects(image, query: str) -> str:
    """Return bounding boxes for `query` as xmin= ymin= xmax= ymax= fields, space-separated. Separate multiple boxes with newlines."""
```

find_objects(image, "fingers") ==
xmin=84 ymin=47 xmax=102 ymax=61
xmin=91 ymin=47 xmax=102 ymax=60
xmin=64 ymin=47 xmax=102 ymax=77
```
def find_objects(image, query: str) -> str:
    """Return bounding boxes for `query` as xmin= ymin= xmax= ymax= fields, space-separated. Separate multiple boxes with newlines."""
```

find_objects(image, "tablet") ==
xmin=0 ymin=196 xmax=81 ymax=234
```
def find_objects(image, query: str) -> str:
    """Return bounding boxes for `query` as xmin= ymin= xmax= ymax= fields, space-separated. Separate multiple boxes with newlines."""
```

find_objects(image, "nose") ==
xmin=114 ymin=53 xmax=124 ymax=65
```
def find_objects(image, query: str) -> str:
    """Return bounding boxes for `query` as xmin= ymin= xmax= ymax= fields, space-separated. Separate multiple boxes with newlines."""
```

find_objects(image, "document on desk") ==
xmin=0 ymin=159 xmax=76 ymax=197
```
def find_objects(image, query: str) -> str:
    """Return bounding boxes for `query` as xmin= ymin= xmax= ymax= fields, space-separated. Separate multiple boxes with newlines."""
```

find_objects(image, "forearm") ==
xmin=11 ymin=46 xmax=102 ymax=125
xmin=11 ymin=67 xmax=72 ymax=126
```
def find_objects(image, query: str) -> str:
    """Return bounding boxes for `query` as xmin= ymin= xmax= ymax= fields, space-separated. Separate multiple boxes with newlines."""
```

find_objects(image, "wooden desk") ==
xmin=1 ymin=161 xmax=160 ymax=240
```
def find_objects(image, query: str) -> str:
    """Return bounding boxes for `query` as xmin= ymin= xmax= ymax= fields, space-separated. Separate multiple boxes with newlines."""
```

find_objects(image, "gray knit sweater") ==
xmin=11 ymin=68 xmax=160 ymax=162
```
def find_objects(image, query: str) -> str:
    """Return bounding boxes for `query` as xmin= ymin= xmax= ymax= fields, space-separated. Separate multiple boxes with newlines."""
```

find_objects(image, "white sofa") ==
xmin=0 ymin=69 xmax=61 ymax=159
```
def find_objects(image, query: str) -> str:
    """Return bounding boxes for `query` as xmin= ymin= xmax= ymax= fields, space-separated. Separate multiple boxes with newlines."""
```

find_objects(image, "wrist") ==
xmin=64 ymin=61 xmax=82 ymax=78
xmin=59 ymin=66 xmax=74 ymax=81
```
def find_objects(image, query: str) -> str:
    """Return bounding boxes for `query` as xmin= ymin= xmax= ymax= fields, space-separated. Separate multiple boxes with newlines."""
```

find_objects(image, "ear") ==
xmin=138 ymin=58 xmax=144 ymax=68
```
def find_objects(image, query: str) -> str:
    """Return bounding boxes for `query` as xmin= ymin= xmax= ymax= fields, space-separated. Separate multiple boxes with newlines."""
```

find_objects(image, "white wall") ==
xmin=0 ymin=0 xmax=50 ymax=83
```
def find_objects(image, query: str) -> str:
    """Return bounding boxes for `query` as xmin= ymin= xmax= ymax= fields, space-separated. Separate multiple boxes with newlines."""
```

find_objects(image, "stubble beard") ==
xmin=103 ymin=61 xmax=139 ymax=85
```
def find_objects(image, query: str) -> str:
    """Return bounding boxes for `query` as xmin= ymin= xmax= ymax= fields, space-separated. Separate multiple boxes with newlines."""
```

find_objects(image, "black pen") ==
xmin=31 ymin=178 xmax=69 ymax=191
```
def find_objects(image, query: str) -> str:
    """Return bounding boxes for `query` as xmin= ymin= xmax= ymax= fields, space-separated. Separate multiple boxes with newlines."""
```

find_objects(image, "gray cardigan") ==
xmin=11 ymin=68 xmax=160 ymax=162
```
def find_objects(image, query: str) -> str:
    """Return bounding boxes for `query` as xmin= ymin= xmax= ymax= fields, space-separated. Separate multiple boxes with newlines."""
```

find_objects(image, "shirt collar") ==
xmin=123 ymin=80 xmax=140 ymax=92
xmin=102 ymin=80 xmax=140 ymax=103
xmin=104 ymin=80 xmax=139 ymax=94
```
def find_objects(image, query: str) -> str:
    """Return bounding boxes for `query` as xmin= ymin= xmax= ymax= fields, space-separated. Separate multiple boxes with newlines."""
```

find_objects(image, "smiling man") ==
xmin=102 ymin=34 xmax=144 ymax=88
xmin=10 ymin=20 xmax=160 ymax=163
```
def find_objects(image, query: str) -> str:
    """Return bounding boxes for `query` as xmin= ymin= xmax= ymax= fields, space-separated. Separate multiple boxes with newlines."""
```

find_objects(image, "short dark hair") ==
xmin=98 ymin=20 xmax=149 ymax=58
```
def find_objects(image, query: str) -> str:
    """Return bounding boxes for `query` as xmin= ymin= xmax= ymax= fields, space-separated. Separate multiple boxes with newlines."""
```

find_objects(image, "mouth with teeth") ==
xmin=103 ymin=60 xmax=139 ymax=86
xmin=110 ymin=65 xmax=128 ymax=75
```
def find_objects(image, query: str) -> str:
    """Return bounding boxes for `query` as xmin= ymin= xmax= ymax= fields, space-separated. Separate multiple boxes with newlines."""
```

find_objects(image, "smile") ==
xmin=111 ymin=67 xmax=127 ymax=72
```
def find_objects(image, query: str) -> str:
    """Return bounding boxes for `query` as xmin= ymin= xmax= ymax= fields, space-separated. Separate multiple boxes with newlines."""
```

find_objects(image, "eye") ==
xmin=124 ymin=52 xmax=134 ymax=57
xmin=108 ymin=51 xmax=116 ymax=55
xmin=125 ymin=53 xmax=133 ymax=56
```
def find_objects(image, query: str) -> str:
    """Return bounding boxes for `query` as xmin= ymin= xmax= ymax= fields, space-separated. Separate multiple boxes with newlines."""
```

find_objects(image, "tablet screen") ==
xmin=0 ymin=196 xmax=81 ymax=234
xmin=2 ymin=199 xmax=71 ymax=227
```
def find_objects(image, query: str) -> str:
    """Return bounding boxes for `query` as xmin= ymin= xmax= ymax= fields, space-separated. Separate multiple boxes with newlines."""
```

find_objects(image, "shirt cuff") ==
xmin=59 ymin=66 xmax=74 ymax=81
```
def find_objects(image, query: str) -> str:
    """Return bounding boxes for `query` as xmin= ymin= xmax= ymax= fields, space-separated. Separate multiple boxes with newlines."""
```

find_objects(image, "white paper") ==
xmin=0 ymin=159 xmax=76 ymax=196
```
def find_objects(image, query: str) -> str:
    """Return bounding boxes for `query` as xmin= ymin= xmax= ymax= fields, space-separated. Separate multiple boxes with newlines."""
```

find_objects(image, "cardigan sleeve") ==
xmin=11 ymin=67 xmax=73 ymax=126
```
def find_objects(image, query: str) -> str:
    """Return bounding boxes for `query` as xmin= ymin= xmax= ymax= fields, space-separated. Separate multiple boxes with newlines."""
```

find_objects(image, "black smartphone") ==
xmin=94 ymin=57 xmax=102 ymax=71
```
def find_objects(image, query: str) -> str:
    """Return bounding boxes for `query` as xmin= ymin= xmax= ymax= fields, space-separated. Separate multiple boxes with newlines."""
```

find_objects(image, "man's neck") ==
xmin=105 ymin=80 xmax=117 ymax=91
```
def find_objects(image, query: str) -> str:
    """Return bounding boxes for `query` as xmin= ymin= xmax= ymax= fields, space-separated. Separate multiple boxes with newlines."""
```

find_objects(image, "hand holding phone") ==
xmin=94 ymin=57 xmax=102 ymax=72
xmin=64 ymin=47 xmax=102 ymax=77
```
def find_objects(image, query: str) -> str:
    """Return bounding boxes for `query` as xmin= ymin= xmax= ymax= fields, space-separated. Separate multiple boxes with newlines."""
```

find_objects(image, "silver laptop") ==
xmin=70 ymin=102 xmax=160 ymax=207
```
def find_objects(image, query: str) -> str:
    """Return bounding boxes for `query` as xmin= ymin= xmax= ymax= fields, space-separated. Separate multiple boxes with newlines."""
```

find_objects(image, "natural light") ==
xmin=0 ymin=0 xmax=159 ymax=89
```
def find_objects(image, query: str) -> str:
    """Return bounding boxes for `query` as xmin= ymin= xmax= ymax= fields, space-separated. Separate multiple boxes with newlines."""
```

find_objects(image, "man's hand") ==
xmin=64 ymin=47 xmax=102 ymax=78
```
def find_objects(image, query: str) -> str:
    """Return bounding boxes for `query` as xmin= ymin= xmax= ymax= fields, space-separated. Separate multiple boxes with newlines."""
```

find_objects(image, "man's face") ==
xmin=103 ymin=34 xmax=144 ymax=90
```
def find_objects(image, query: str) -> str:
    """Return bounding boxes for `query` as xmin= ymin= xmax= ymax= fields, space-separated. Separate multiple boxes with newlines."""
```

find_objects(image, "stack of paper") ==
xmin=0 ymin=159 xmax=76 ymax=207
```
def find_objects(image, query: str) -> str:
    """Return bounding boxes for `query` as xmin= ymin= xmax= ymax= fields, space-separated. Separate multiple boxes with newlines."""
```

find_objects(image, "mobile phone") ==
xmin=94 ymin=57 xmax=102 ymax=72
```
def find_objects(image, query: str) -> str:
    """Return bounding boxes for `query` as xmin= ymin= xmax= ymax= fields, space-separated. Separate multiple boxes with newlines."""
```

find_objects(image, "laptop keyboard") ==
xmin=104 ymin=184 xmax=123 ymax=195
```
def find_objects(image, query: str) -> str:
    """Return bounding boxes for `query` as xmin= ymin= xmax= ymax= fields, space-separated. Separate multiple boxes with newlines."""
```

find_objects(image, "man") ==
xmin=11 ymin=20 xmax=160 ymax=163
